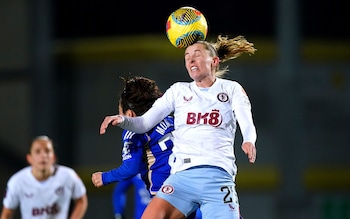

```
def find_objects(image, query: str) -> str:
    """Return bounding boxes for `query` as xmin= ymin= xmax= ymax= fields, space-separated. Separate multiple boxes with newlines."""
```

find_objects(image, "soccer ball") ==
xmin=166 ymin=6 xmax=208 ymax=49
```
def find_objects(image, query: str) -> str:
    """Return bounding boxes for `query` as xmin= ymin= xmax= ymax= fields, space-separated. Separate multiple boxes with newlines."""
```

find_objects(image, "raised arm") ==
xmin=100 ymin=104 xmax=171 ymax=135
xmin=100 ymin=115 xmax=124 ymax=134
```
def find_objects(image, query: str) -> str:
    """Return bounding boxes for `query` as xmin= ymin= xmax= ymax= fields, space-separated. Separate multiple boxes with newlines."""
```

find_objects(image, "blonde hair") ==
xmin=197 ymin=35 xmax=256 ymax=77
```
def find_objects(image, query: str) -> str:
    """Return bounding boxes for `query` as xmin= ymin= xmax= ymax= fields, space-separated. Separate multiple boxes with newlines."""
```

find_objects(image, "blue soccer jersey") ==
xmin=102 ymin=115 xmax=174 ymax=196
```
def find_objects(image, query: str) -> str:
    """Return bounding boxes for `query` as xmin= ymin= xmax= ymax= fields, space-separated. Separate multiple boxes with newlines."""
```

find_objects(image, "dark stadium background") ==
xmin=1 ymin=0 xmax=349 ymax=218
xmin=53 ymin=0 xmax=349 ymax=39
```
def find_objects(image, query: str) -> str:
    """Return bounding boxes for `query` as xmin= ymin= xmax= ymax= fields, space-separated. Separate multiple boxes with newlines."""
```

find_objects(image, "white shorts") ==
xmin=156 ymin=165 xmax=241 ymax=219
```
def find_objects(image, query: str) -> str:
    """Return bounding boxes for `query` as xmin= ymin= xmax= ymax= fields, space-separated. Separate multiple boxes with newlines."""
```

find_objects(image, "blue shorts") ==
xmin=156 ymin=165 xmax=241 ymax=219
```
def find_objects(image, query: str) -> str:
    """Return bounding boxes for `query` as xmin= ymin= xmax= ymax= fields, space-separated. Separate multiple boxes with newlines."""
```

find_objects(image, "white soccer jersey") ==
xmin=121 ymin=78 xmax=257 ymax=177
xmin=3 ymin=165 xmax=86 ymax=219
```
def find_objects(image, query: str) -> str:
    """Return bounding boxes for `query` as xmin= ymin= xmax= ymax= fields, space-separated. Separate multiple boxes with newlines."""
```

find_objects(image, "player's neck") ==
xmin=195 ymin=77 xmax=216 ymax=88
xmin=31 ymin=166 xmax=54 ymax=181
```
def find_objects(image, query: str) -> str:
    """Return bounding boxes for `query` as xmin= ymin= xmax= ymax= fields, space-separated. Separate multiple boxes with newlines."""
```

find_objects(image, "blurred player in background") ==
xmin=112 ymin=174 xmax=150 ymax=219
xmin=99 ymin=35 xmax=257 ymax=219
xmin=1 ymin=135 xmax=88 ymax=219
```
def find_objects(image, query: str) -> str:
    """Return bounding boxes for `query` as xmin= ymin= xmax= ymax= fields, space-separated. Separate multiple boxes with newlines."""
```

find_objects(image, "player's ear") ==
xmin=125 ymin=109 xmax=136 ymax=117
xmin=212 ymin=56 xmax=219 ymax=68
xmin=26 ymin=153 xmax=32 ymax=165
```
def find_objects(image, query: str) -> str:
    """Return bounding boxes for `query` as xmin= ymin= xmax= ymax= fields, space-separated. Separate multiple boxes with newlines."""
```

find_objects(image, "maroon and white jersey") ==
xmin=121 ymin=78 xmax=257 ymax=177
xmin=2 ymin=165 xmax=86 ymax=219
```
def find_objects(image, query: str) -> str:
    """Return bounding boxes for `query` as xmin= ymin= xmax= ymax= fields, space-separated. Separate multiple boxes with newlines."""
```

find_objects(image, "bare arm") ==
xmin=69 ymin=195 xmax=88 ymax=219
xmin=0 ymin=207 xmax=15 ymax=219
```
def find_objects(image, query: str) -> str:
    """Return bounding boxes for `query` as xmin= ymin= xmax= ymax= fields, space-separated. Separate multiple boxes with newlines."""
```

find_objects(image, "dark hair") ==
xmin=29 ymin=135 xmax=55 ymax=153
xmin=119 ymin=76 xmax=162 ymax=116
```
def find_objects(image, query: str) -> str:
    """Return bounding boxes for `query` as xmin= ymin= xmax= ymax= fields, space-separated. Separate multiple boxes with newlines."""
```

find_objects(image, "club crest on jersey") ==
xmin=217 ymin=92 xmax=229 ymax=102
xmin=161 ymin=185 xmax=174 ymax=194
xmin=55 ymin=187 xmax=64 ymax=196
xmin=183 ymin=96 xmax=193 ymax=102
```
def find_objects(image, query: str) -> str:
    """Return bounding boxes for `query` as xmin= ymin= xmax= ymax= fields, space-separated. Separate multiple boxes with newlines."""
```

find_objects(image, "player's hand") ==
xmin=100 ymin=115 xmax=123 ymax=134
xmin=91 ymin=172 xmax=103 ymax=188
xmin=241 ymin=142 xmax=256 ymax=163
